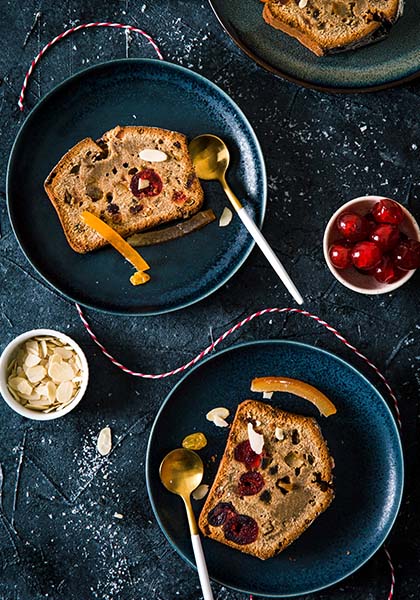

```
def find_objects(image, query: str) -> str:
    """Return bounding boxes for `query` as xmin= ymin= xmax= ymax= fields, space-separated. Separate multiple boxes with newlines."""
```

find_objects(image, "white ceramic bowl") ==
xmin=0 ymin=329 xmax=89 ymax=420
xmin=323 ymin=196 xmax=420 ymax=295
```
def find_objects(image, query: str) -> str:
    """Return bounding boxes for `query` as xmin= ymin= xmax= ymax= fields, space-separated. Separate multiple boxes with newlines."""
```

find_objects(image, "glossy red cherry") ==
xmin=329 ymin=243 xmax=352 ymax=269
xmin=234 ymin=441 xmax=262 ymax=470
xmin=371 ymin=199 xmax=404 ymax=225
xmin=130 ymin=169 xmax=163 ymax=198
xmin=223 ymin=514 xmax=259 ymax=545
xmin=391 ymin=239 xmax=420 ymax=270
xmin=336 ymin=212 xmax=370 ymax=242
xmin=369 ymin=224 xmax=400 ymax=252
xmin=238 ymin=472 xmax=265 ymax=496
xmin=373 ymin=257 xmax=402 ymax=284
xmin=207 ymin=502 xmax=237 ymax=527
xmin=351 ymin=241 xmax=382 ymax=270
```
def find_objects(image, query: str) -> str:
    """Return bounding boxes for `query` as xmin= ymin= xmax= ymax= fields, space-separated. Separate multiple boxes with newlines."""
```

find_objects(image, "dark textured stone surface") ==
xmin=0 ymin=2 xmax=419 ymax=599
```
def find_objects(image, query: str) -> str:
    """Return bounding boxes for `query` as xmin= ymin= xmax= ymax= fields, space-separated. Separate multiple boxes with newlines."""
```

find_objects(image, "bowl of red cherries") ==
xmin=323 ymin=196 xmax=420 ymax=294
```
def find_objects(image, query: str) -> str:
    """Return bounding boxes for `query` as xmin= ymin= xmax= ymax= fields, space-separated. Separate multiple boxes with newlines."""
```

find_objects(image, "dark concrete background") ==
xmin=0 ymin=1 xmax=419 ymax=599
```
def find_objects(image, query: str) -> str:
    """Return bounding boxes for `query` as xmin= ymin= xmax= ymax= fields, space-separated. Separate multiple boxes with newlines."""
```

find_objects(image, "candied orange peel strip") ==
xmin=251 ymin=376 xmax=337 ymax=417
xmin=81 ymin=211 xmax=150 ymax=285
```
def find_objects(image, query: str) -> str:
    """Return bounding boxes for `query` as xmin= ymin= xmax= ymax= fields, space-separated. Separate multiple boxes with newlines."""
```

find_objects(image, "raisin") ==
xmin=128 ymin=167 xmax=138 ymax=175
xmin=70 ymin=164 xmax=80 ymax=175
xmin=129 ymin=205 xmax=143 ymax=215
xmin=130 ymin=169 xmax=163 ymax=199
xmin=172 ymin=191 xmax=187 ymax=205
xmin=238 ymin=471 xmax=264 ymax=496
xmin=107 ymin=203 xmax=120 ymax=214
xmin=269 ymin=465 xmax=278 ymax=476
xmin=173 ymin=141 xmax=181 ymax=149
xmin=207 ymin=502 xmax=236 ymax=527
xmin=223 ymin=514 xmax=258 ymax=545
xmin=106 ymin=193 xmax=113 ymax=203
xmin=123 ymin=162 xmax=129 ymax=168
xmin=291 ymin=430 xmax=300 ymax=445
xmin=259 ymin=490 xmax=272 ymax=504
xmin=86 ymin=185 xmax=103 ymax=202
xmin=261 ymin=456 xmax=272 ymax=470
xmin=185 ymin=173 xmax=196 ymax=189
xmin=112 ymin=167 xmax=118 ymax=175
xmin=234 ymin=440 xmax=262 ymax=471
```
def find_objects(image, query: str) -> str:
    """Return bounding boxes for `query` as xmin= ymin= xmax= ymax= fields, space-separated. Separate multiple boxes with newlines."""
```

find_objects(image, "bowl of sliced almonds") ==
xmin=0 ymin=329 xmax=89 ymax=420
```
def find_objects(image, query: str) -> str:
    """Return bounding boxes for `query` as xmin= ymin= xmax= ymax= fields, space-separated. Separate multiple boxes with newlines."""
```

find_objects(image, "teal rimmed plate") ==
xmin=146 ymin=340 xmax=403 ymax=597
xmin=7 ymin=59 xmax=266 ymax=315
xmin=209 ymin=0 xmax=420 ymax=92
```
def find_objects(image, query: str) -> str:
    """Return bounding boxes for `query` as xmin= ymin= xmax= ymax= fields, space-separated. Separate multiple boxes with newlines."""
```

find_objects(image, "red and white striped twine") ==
xmin=18 ymin=22 xmax=163 ymax=111
xmin=76 ymin=304 xmax=402 ymax=430
xmin=18 ymin=19 xmax=397 ymax=598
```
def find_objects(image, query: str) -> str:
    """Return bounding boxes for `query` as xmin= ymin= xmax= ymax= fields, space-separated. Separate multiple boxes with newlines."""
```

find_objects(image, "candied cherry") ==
xmin=371 ymin=199 xmax=404 ymax=225
xmin=351 ymin=241 xmax=382 ymax=270
xmin=207 ymin=502 xmax=236 ymax=527
xmin=392 ymin=239 xmax=420 ymax=271
xmin=329 ymin=243 xmax=352 ymax=269
xmin=336 ymin=212 xmax=370 ymax=242
xmin=238 ymin=472 xmax=265 ymax=496
xmin=373 ymin=257 xmax=402 ymax=284
xmin=223 ymin=514 xmax=259 ymax=545
xmin=130 ymin=169 xmax=162 ymax=198
xmin=369 ymin=224 xmax=400 ymax=252
xmin=234 ymin=440 xmax=262 ymax=470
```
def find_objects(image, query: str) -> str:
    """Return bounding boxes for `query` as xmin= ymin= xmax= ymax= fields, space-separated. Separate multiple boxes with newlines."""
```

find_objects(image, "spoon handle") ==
xmin=237 ymin=206 xmax=304 ymax=305
xmin=191 ymin=533 xmax=214 ymax=600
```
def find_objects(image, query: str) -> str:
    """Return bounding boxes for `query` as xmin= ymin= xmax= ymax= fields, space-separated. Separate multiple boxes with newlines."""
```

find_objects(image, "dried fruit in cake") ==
xmin=199 ymin=399 xmax=334 ymax=559
xmin=44 ymin=126 xmax=204 ymax=253
xmin=261 ymin=0 xmax=403 ymax=57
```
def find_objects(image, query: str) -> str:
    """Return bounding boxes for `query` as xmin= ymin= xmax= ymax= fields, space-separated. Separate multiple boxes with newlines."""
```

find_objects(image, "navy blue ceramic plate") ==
xmin=7 ymin=59 xmax=266 ymax=315
xmin=209 ymin=0 xmax=420 ymax=92
xmin=146 ymin=340 xmax=403 ymax=597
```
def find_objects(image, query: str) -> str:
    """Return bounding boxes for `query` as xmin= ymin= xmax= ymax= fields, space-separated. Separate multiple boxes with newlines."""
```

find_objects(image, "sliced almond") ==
xmin=206 ymin=407 xmax=230 ymax=422
xmin=49 ymin=353 xmax=63 ymax=366
xmin=54 ymin=347 xmax=74 ymax=360
xmin=27 ymin=397 xmax=50 ymax=408
xmin=139 ymin=148 xmax=167 ymax=162
xmin=26 ymin=365 xmax=47 ymax=384
xmin=248 ymin=422 xmax=264 ymax=455
xmin=97 ymin=426 xmax=112 ymax=456
xmin=56 ymin=381 xmax=74 ymax=404
xmin=275 ymin=427 xmax=285 ymax=441
xmin=25 ymin=340 xmax=39 ymax=356
xmin=138 ymin=178 xmax=150 ymax=191
xmin=213 ymin=415 xmax=229 ymax=428
xmin=45 ymin=381 xmax=57 ymax=402
xmin=219 ymin=207 xmax=233 ymax=227
xmin=192 ymin=484 xmax=209 ymax=501
xmin=24 ymin=353 xmax=41 ymax=368
xmin=19 ymin=391 xmax=41 ymax=402
xmin=40 ymin=339 xmax=48 ymax=358
xmin=48 ymin=361 xmax=74 ymax=382
xmin=263 ymin=391 xmax=273 ymax=400
xmin=8 ymin=376 xmax=28 ymax=391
